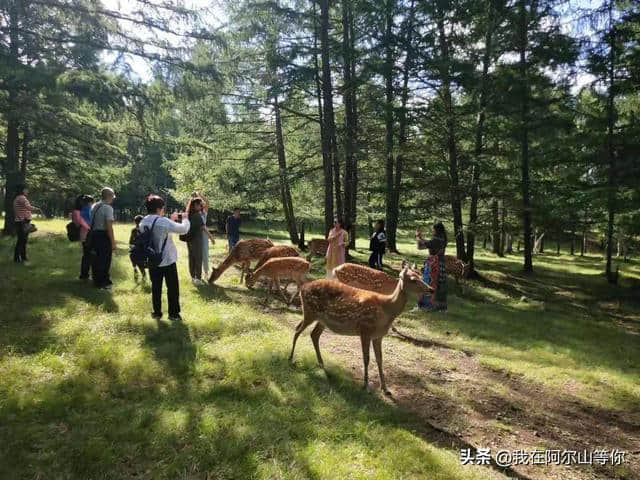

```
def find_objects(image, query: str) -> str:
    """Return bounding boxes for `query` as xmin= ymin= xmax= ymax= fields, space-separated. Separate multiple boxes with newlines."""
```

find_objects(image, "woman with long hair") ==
xmin=415 ymin=221 xmax=448 ymax=311
xmin=185 ymin=196 xmax=205 ymax=285
xmin=192 ymin=192 xmax=215 ymax=278
xmin=325 ymin=217 xmax=349 ymax=279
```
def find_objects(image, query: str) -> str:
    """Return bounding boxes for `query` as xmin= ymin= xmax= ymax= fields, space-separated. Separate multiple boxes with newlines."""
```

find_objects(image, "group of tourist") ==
xmin=326 ymin=216 xmax=448 ymax=312
xmin=12 ymin=185 xmax=448 ymax=317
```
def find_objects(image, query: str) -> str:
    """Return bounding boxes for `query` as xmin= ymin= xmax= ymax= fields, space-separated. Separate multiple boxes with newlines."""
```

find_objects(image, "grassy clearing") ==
xmin=0 ymin=219 xmax=502 ymax=480
xmin=355 ymin=233 xmax=640 ymax=412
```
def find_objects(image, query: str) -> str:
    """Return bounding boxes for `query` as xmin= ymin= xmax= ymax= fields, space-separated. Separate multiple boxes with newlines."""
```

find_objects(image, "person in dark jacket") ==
xmin=226 ymin=208 xmax=241 ymax=251
xmin=129 ymin=215 xmax=146 ymax=281
xmin=369 ymin=219 xmax=387 ymax=270
xmin=415 ymin=222 xmax=448 ymax=312
xmin=185 ymin=197 xmax=205 ymax=285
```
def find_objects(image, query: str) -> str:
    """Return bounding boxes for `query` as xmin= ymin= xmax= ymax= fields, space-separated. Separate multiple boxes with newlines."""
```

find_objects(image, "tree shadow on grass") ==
xmin=143 ymin=318 xmax=196 ymax=381
xmin=0 ymin=342 xmax=512 ymax=480
xmin=0 ymin=232 xmax=126 ymax=355
xmin=397 ymin=298 xmax=640 ymax=411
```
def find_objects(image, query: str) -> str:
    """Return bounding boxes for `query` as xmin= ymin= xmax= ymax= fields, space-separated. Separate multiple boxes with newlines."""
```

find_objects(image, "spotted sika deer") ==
xmin=246 ymin=257 xmax=311 ymax=304
xmin=208 ymin=238 xmax=274 ymax=284
xmin=250 ymin=245 xmax=300 ymax=289
xmin=445 ymin=255 xmax=470 ymax=283
xmin=306 ymin=238 xmax=329 ymax=259
xmin=254 ymin=245 xmax=299 ymax=271
xmin=289 ymin=266 xmax=432 ymax=394
xmin=333 ymin=263 xmax=399 ymax=295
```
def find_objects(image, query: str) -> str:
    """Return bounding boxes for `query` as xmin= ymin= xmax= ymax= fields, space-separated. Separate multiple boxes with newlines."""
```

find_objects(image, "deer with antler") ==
xmin=246 ymin=257 xmax=311 ymax=304
xmin=208 ymin=238 xmax=274 ymax=284
xmin=289 ymin=265 xmax=432 ymax=394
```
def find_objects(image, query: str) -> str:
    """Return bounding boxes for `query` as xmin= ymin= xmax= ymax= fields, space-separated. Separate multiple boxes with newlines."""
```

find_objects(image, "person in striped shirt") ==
xmin=13 ymin=184 xmax=39 ymax=264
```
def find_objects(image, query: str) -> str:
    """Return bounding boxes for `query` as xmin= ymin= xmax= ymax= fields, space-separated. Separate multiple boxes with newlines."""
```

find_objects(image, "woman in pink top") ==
xmin=325 ymin=217 xmax=349 ymax=279
xmin=13 ymin=184 xmax=38 ymax=263
xmin=72 ymin=194 xmax=93 ymax=279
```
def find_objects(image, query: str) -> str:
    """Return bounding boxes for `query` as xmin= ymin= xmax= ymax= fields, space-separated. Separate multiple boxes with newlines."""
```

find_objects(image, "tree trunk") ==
xmin=467 ymin=0 xmax=497 ymax=274
xmin=385 ymin=0 xmax=416 ymax=253
xmin=298 ymin=221 xmax=306 ymax=250
xmin=437 ymin=11 xmax=465 ymax=260
xmin=318 ymin=0 xmax=335 ymax=235
xmin=506 ymin=234 xmax=513 ymax=254
xmin=274 ymin=96 xmax=299 ymax=244
xmin=383 ymin=0 xmax=397 ymax=252
xmin=605 ymin=0 xmax=617 ymax=284
xmin=349 ymin=7 xmax=358 ymax=249
xmin=3 ymin=3 xmax=22 ymax=236
xmin=518 ymin=0 xmax=533 ymax=272
xmin=570 ymin=229 xmax=575 ymax=255
xmin=342 ymin=0 xmax=358 ymax=249
xmin=491 ymin=198 xmax=500 ymax=254
xmin=20 ymin=125 xmax=29 ymax=176
xmin=498 ymin=199 xmax=505 ymax=257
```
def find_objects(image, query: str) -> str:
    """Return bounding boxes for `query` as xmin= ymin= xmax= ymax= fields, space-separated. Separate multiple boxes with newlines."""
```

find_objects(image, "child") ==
xmin=369 ymin=219 xmax=387 ymax=270
xmin=129 ymin=215 xmax=146 ymax=280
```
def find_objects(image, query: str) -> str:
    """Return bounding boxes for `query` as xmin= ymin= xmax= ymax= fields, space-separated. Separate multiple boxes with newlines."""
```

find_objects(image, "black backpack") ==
xmin=130 ymin=217 xmax=167 ymax=268
xmin=66 ymin=221 xmax=80 ymax=242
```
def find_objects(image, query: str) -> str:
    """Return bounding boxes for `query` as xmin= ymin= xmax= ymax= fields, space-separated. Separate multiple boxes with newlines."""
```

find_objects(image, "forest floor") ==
xmin=1 ymin=219 xmax=639 ymax=480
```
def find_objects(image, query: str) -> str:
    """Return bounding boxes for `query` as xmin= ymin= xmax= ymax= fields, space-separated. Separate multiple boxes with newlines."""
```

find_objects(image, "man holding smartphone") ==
xmin=139 ymin=195 xmax=190 ymax=321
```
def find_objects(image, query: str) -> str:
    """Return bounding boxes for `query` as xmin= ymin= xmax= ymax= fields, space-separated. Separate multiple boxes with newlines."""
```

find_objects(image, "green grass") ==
xmin=1 ymin=219 xmax=639 ymax=479
xmin=0 ymin=219 xmax=502 ymax=480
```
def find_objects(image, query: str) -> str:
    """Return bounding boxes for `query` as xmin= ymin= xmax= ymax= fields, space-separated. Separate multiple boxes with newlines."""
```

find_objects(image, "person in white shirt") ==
xmin=139 ymin=194 xmax=190 ymax=321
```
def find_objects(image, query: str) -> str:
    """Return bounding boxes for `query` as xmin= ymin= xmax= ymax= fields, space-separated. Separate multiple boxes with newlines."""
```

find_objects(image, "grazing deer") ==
xmin=333 ymin=263 xmax=398 ymax=295
xmin=246 ymin=257 xmax=311 ymax=304
xmin=289 ymin=266 xmax=432 ymax=394
xmin=306 ymin=238 xmax=329 ymax=259
xmin=254 ymin=245 xmax=299 ymax=271
xmin=208 ymin=238 xmax=274 ymax=284
xmin=251 ymin=244 xmax=300 ymax=289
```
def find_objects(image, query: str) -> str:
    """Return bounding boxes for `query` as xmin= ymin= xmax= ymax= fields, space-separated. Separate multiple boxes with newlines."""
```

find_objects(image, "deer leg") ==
xmin=240 ymin=261 xmax=250 ymax=283
xmin=289 ymin=317 xmax=313 ymax=362
xmin=360 ymin=333 xmax=371 ymax=390
xmin=372 ymin=338 xmax=390 ymax=395
xmin=275 ymin=278 xmax=288 ymax=302
xmin=288 ymin=281 xmax=301 ymax=305
xmin=310 ymin=322 xmax=326 ymax=367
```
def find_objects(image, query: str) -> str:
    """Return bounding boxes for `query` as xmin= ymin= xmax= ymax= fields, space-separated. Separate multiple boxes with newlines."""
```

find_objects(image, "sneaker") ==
xmin=79 ymin=275 xmax=89 ymax=280
xmin=169 ymin=314 xmax=183 ymax=322
xmin=192 ymin=278 xmax=204 ymax=286
xmin=99 ymin=284 xmax=113 ymax=291
xmin=151 ymin=312 xmax=162 ymax=320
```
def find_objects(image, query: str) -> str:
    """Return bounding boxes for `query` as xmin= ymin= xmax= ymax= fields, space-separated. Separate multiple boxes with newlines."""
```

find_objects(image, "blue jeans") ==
xmin=228 ymin=235 xmax=239 ymax=251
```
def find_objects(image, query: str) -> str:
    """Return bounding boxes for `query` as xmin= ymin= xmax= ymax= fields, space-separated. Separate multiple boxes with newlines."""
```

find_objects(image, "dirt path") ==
xmin=269 ymin=306 xmax=640 ymax=480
